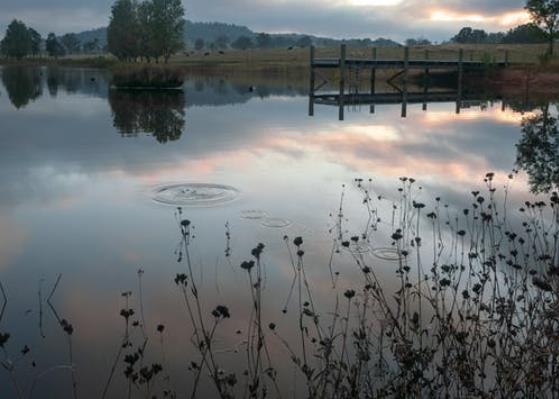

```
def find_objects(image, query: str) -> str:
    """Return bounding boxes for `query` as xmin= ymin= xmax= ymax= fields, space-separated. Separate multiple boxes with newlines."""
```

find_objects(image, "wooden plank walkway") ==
xmin=312 ymin=91 xmax=472 ymax=106
xmin=312 ymin=59 xmax=508 ymax=70
xmin=308 ymin=45 xmax=514 ymax=120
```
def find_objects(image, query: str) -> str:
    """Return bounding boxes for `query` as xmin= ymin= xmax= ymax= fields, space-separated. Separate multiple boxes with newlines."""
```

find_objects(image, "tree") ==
xmin=61 ymin=33 xmax=81 ymax=54
xmin=256 ymin=33 xmax=272 ymax=48
xmin=194 ymin=38 xmax=205 ymax=51
xmin=150 ymin=0 xmax=185 ymax=62
xmin=28 ymin=28 xmax=41 ymax=56
xmin=107 ymin=0 xmax=140 ymax=60
xmin=0 ymin=20 xmax=32 ymax=59
xmin=137 ymin=0 xmax=156 ymax=61
xmin=503 ymin=23 xmax=547 ymax=43
xmin=452 ymin=27 xmax=489 ymax=44
xmin=46 ymin=33 xmax=65 ymax=57
xmin=231 ymin=36 xmax=253 ymax=50
xmin=406 ymin=37 xmax=431 ymax=46
xmin=525 ymin=0 xmax=559 ymax=54
xmin=517 ymin=104 xmax=559 ymax=192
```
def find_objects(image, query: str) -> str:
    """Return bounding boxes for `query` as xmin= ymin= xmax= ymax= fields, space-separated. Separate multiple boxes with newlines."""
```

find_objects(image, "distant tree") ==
xmin=525 ymin=0 xmax=559 ymax=54
xmin=83 ymin=38 xmax=101 ymax=53
xmin=46 ymin=33 xmax=65 ymax=57
xmin=256 ymin=33 xmax=272 ymax=48
xmin=1 ymin=20 xmax=32 ymax=59
xmin=149 ymin=0 xmax=185 ymax=62
xmin=295 ymin=36 xmax=312 ymax=48
xmin=452 ymin=27 xmax=489 ymax=44
xmin=107 ymin=0 xmax=140 ymax=60
xmin=216 ymin=35 xmax=230 ymax=49
xmin=61 ymin=33 xmax=81 ymax=54
xmin=486 ymin=32 xmax=505 ymax=43
xmin=405 ymin=37 xmax=431 ymax=46
xmin=28 ymin=28 xmax=41 ymax=56
xmin=503 ymin=23 xmax=547 ymax=43
xmin=231 ymin=36 xmax=254 ymax=50
xmin=194 ymin=38 xmax=205 ymax=51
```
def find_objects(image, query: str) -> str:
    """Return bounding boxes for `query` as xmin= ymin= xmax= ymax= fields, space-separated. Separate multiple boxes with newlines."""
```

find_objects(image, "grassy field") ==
xmin=171 ymin=43 xmax=554 ymax=68
xmin=1 ymin=43 xmax=553 ymax=71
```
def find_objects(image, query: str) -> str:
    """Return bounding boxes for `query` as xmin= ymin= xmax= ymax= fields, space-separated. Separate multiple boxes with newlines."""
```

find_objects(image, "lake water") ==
xmin=0 ymin=66 xmax=555 ymax=398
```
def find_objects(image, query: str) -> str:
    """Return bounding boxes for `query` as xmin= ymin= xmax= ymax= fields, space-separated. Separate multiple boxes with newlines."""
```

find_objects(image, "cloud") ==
xmin=0 ymin=0 xmax=530 ymax=40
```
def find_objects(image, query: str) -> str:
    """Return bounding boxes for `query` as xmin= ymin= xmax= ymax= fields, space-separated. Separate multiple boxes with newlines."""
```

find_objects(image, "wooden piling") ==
xmin=370 ymin=47 xmax=377 ymax=114
xmin=456 ymin=48 xmax=463 ymax=114
xmin=339 ymin=44 xmax=346 ymax=121
xmin=402 ymin=46 xmax=409 ymax=118
xmin=505 ymin=50 xmax=510 ymax=67
xmin=309 ymin=45 xmax=315 ymax=116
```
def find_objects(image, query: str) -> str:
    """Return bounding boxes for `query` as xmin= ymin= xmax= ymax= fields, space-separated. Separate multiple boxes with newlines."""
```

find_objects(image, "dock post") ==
xmin=423 ymin=49 xmax=429 ymax=111
xmin=505 ymin=50 xmax=510 ymax=67
xmin=456 ymin=48 xmax=464 ymax=114
xmin=309 ymin=45 xmax=315 ymax=116
xmin=370 ymin=47 xmax=377 ymax=114
xmin=402 ymin=46 xmax=409 ymax=118
xmin=339 ymin=44 xmax=346 ymax=121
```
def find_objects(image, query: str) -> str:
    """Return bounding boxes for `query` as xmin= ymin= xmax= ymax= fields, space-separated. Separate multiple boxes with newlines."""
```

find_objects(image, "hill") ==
xmin=70 ymin=20 xmax=401 ymax=50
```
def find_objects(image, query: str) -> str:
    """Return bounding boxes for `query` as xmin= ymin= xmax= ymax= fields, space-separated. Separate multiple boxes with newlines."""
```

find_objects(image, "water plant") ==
xmin=0 ymin=174 xmax=558 ymax=398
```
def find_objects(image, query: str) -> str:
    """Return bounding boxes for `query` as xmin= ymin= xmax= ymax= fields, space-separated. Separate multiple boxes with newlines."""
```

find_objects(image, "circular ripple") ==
xmin=262 ymin=217 xmax=292 ymax=229
xmin=347 ymin=243 xmax=371 ymax=255
xmin=240 ymin=210 xmax=268 ymax=220
xmin=152 ymin=183 xmax=239 ymax=207
xmin=371 ymin=247 xmax=403 ymax=262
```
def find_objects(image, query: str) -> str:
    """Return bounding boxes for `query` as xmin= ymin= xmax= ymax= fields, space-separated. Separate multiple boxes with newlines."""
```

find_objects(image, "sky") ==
xmin=0 ymin=0 xmax=531 ymax=41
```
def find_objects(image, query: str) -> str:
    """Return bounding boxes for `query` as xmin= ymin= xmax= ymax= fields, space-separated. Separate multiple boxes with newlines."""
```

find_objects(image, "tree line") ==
xmin=0 ymin=20 xmax=102 ymax=59
xmin=192 ymin=34 xmax=313 ymax=51
xmin=107 ymin=0 xmax=185 ymax=62
xmin=448 ymin=1 xmax=559 ymax=55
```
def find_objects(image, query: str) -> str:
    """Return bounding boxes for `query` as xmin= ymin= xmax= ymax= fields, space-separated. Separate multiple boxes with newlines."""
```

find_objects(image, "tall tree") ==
xmin=137 ymin=1 xmax=155 ymax=61
xmin=1 ymin=20 xmax=32 ymax=59
xmin=46 ymin=33 xmax=65 ymax=58
xmin=107 ymin=0 xmax=140 ymax=60
xmin=149 ymin=0 xmax=185 ymax=62
xmin=526 ymin=0 xmax=559 ymax=55
xmin=28 ymin=28 xmax=41 ymax=56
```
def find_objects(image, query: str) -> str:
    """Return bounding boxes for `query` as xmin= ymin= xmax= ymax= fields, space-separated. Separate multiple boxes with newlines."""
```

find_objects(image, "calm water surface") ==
xmin=0 ymin=66 xmax=553 ymax=398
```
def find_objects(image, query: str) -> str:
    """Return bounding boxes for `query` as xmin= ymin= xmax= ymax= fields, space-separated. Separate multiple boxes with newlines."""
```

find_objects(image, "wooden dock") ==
xmin=309 ymin=44 xmax=512 ymax=120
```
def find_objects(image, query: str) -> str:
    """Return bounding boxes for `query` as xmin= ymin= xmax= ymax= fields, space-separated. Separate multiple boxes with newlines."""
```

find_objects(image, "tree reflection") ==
xmin=516 ymin=104 xmax=559 ymax=193
xmin=1 ymin=66 xmax=42 ymax=109
xmin=108 ymin=90 xmax=186 ymax=143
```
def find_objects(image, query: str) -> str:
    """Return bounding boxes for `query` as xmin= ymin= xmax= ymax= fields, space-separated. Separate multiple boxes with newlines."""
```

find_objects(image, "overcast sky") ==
xmin=0 ymin=0 xmax=530 ymax=41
